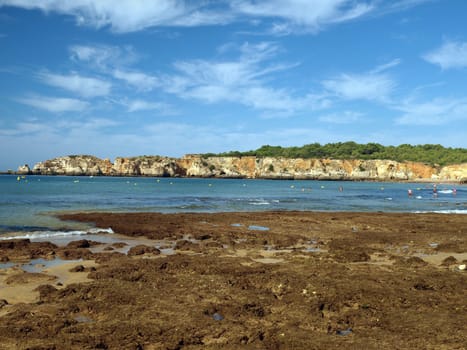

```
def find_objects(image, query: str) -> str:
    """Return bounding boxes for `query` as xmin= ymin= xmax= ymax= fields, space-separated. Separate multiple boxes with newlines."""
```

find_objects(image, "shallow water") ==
xmin=1 ymin=175 xmax=465 ymax=237
xmin=0 ymin=257 xmax=82 ymax=273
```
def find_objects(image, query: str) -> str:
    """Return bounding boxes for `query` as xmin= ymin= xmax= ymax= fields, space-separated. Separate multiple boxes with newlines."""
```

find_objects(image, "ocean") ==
xmin=0 ymin=175 xmax=465 ymax=239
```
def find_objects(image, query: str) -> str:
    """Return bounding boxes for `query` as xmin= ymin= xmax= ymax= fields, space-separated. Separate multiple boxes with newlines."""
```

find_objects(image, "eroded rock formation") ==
xmin=21 ymin=154 xmax=467 ymax=182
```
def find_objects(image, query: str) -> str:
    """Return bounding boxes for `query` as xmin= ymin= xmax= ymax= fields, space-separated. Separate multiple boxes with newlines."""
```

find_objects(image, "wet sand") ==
xmin=0 ymin=211 xmax=466 ymax=349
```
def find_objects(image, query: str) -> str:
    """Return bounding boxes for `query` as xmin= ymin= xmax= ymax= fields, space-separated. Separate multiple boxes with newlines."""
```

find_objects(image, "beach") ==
xmin=0 ymin=211 xmax=466 ymax=349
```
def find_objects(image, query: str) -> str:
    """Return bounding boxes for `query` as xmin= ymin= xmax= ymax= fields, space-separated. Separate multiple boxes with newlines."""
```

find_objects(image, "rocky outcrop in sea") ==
xmin=16 ymin=154 xmax=467 ymax=182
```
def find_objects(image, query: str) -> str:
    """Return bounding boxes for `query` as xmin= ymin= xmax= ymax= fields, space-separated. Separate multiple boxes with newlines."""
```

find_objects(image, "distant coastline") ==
xmin=11 ymin=154 xmax=467 ymax=183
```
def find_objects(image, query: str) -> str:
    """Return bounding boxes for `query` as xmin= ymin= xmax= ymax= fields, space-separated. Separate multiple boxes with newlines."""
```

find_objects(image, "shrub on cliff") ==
xmin=205 ymin=142 xmax=467 ymax=166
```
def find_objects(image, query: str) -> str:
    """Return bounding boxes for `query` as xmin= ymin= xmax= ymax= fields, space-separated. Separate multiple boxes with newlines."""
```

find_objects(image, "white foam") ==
xmin=0 ymin=227 xmax=114 ymax=240
xmin=250 ymin=202 xmax=270 ymax=205
xmin=415 ymin=210 xmax=467 ymax=214
xmin=438 ymin=189 xmax=453 ymax=194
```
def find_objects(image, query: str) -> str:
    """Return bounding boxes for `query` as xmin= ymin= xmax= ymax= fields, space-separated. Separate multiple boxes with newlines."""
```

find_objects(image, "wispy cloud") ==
xmin=116 ymin=98 xmax=172 ymax=113
xmin=38 ymin=71 xmax=111 ymax=97
xmin=395 ymin=97 xmax=467 ymax=125
xmin=321 ymin=60 xmax=400 ymax=103
xmin=322 ymin=72 xmax=396 ymax=102
xmin=69 ymin=44 xmax=138 ymax=69
xmin=0 ymin=0 xmax=431 ymax=34
xmin=370 ymin=58 xmax=402 ymax=74
xmin=161 ymin=42 xmax=328 ymax=113
xmin=17 ymin=95 xmax=88 ymax=112
xmin=0 ymin=0 xmax=232 ymax=32
xmin=112 ymin=69 xmax=159 ymax=92
xmin=423 ymin=40 xmax=467 ymax=70
xmin=231 ymin=0 xmax=373 ymax=34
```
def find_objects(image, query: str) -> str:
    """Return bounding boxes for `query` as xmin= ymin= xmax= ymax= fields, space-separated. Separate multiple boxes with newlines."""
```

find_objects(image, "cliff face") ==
xmin=22 ymin=154 xmax=467 ymax=182
xmin=32 ymin=155 xmax=113 ymax=176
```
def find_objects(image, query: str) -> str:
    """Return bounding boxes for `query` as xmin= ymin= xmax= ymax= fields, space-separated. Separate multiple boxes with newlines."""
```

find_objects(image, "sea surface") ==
xmin=0 ymin=175 xmax=465 ymax=239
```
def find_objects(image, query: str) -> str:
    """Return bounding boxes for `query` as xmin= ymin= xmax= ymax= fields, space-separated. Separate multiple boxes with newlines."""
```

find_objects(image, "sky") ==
xmin=1 ymin=0 xmax=467 ymax=170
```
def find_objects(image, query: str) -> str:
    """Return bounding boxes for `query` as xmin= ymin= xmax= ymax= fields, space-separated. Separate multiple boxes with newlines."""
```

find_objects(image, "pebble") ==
xmin=336 ymin=328 xmax=353 ymax=336
xmin=212 ymin=312 xmax=224 ymax=321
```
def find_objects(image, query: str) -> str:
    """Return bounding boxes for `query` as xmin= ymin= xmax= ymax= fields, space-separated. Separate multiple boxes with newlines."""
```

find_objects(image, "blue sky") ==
xmin=1 ymin=0 xmax=467 ymax=170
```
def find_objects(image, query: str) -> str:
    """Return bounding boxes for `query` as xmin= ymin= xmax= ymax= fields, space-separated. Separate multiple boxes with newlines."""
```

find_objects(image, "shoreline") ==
xmin=3 ymin=172 xmax=466 ymax=184
xmin=1 ymin=211 xmax=466 ymax=349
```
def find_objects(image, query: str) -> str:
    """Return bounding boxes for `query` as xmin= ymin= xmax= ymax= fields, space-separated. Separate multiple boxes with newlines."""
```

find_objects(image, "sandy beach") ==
xmin=0 ymin=211 xmax=466 ymax=349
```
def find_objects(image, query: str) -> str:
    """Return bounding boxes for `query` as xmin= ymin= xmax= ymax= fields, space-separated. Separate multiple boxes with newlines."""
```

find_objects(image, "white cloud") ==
xmin=161 ymin=42 xmax=328 ymax=113
xmin=0 ymin=0 xmax=430 ymax=34
xmin=113 ymin=69 xmax=158 ymax=92
xmin=321 ymin=60 xmax=400 ymax=102
xmin=231 ymin=0 xmax=373 ymax=34
xmin=17 ymin=95 xmax=88 ymax=112
xmin=38 ymin=72 xmax=111 ymax=97
xmin=117 ymin=98 xmax=171 ymax=113
xmin=370 ymin=58 xmax=401 ymax=74
xmin=0 ymin=0 xmax=231 ymax=32
xmin=395 ymin=97 xmax=467 ymax=125
xmin=69 ymin=44 xmax=137 ymax=69
xmin=423 ymin=40 xmax=467 ymax=70
xmin=322 ymin=72 xmax=396 ymax=102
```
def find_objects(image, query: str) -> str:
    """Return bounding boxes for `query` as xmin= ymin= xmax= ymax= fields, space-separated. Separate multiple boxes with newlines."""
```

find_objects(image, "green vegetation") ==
xmin=202 ymin=142 xmax=467 ymax=166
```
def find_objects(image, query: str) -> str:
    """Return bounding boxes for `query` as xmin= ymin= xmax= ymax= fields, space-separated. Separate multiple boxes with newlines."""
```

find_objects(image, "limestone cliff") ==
xmin=25 ymin=154 xmax=467 ymax=182
xmin=31 ymin=155 xmax=112 ymax=176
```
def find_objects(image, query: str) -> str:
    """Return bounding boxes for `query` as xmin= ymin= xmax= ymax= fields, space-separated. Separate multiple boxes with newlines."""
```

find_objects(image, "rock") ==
xmin=0 ymin=299 xmax=8 ymax=308
xmin=16 ymin=164 xmax=31 ymax=174
xmin=69 ymin=265 xmax=85 ymax=272
xmin=401 ymin=256 xmax=428 ymax=268
xmin=67 ymin=239 xmax=91 ymax=249
xmin=441 ymin=256 xmax=458 ymax=266
xmin=127 ymin=245 xmax=160 ymax=256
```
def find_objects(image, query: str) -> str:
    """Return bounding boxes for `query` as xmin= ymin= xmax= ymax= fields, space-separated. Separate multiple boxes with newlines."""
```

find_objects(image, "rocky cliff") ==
xmin=19 ymin=154 xmax=467 ymax=182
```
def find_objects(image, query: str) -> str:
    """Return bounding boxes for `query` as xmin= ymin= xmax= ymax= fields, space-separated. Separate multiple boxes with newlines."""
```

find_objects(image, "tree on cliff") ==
xmin=205 ymin=142 xmax=467 ymax=166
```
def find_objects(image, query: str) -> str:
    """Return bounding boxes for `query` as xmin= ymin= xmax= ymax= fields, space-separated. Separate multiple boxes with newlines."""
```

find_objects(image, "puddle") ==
xmin=248 ymin=225 xmax=270 ymax=231
xmin=0 ymin=258 xmax=83 ymax=273
xmin=336 ymin=328 xmax=353 ymax=336
xmin=74 ymin=315 xmax=94 ymax=323
xmin=304 ymin=247 xmax=321 ymax=253
xmin=252 ymin=257 xmax=284 ymax=264
xmin=231 ymin=223 xmax=243 ymax=227
xmin=0 ymin=262 xmax=15 ymax=269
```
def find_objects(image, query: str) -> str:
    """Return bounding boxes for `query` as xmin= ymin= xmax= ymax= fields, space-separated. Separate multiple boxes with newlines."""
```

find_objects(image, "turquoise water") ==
xmin=0 ymin=175 xmax=465 ymax=236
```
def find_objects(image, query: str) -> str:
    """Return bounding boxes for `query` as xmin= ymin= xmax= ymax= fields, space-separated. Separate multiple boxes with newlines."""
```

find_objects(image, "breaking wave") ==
xmin=0 ymin=227 xmax=114 ymax=240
